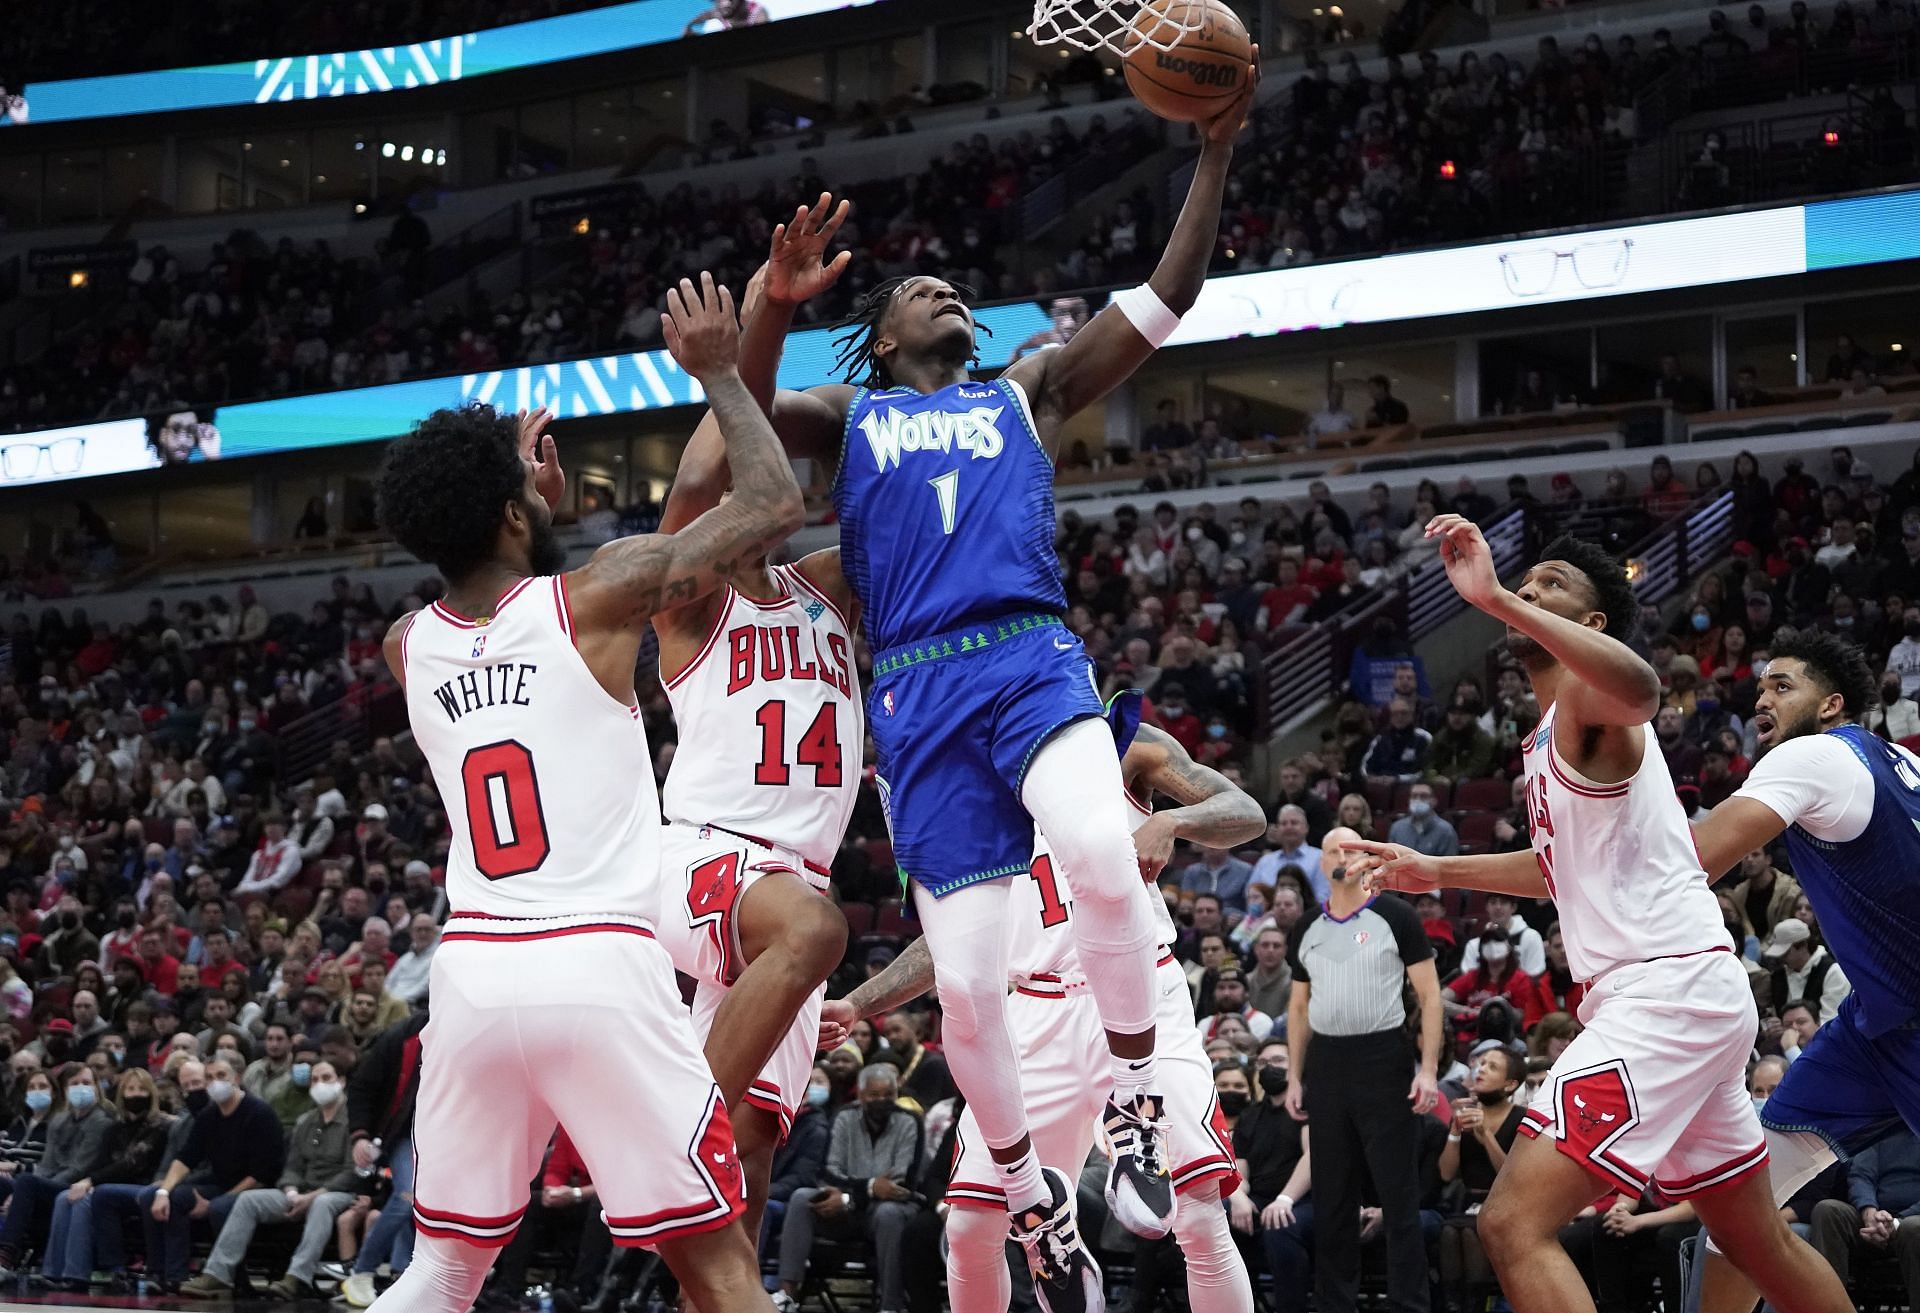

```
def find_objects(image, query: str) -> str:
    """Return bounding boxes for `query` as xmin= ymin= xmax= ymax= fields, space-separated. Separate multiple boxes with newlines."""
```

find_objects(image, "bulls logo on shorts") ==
xmin=1552 ymin=1059 xmax=1644 ymax=1192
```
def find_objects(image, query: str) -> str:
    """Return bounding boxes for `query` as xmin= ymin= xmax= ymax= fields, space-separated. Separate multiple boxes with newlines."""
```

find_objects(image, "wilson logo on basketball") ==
xmin=1151 ymin=52 xmax=1241 ymax=87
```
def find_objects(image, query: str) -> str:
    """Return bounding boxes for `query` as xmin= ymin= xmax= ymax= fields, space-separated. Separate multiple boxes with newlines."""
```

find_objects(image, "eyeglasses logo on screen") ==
xmin=1497 ymin=239 xmax=1635 ymax=298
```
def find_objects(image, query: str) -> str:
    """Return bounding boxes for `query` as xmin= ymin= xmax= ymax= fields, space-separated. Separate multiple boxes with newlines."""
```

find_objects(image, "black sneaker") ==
xmin=1009 ymin=1166 xmax=1105 ymax=1313
xmin=1103 ymin=1092 xmax=1174 ymax=1238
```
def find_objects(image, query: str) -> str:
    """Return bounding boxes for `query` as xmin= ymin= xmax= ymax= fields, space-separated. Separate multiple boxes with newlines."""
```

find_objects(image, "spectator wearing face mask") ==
xmin=1436 ymin=1045 xmax=1527 ymax=1305
xmin=0 ymin=1063 xmax=113 ymax=1277
xmin=34 ymin=1065 xmax=173 ymax=1292
xmin=242 ymin=1025 xmax=311 ymax=1132
xmin=1385 ymin=783 xmax=1459 ymax=858
xmin=178 ymin=1059 xmax=357 ymax=1299
xmin=1458 ymin=893 xmax=1547 ymax=977
xmin=1443 ymin=927 xmax=1546 ymax=1032
xmin=1227 ymin=1038 xmax=1312 ymax=1313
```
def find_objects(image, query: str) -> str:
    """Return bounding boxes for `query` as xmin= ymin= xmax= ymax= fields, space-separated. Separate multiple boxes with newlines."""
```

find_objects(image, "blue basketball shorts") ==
xmin=868 ymin=613 xmax=1110 ymax=898
xmin=1761 ymin=992 xmax=1920 ymax=1155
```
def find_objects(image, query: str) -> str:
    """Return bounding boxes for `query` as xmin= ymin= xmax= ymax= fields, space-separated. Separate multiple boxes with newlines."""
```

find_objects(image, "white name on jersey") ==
xmin=428 ymin=661 xmax=538 ymax=724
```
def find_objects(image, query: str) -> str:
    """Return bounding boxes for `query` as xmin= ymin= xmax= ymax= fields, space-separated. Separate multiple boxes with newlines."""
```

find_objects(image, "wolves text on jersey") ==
xmin=726 ymin=624 xmax=855 ymax=698
xmin=857 ymin=402 xmax=1005 ymax=472
xmin=431 ymin=661 xmax=537 ymax=724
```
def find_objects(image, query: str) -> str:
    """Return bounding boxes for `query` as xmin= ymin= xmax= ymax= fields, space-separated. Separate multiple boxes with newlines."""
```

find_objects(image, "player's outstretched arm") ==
xmin=1002 ymin=56 xmax=1259 ymax=449
xmin=1691 ymin=797 xmax=1790 ymax=882
xmin=1346 ymin=839 xmax=1550 ymax=901
xmin=1129 ymin=724 xmax=1267 ymax=879
xmin=738 ymin=193 xmax=859 ymax=464
xmin=1427 ymin=514 xmax=1661 ymax=728
xmin=569 ymin=275 xmax=805 ymax=630
xmin=819 ymin=938 xmax=936 ymax=1047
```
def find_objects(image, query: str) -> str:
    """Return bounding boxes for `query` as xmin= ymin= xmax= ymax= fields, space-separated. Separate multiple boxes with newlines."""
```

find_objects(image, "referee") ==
xmin=1283 ymin=826 xmax=1443 ymax=1313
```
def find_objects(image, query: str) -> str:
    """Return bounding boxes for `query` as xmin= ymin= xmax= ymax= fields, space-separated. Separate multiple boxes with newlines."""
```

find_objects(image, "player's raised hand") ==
xmin=517 ymin=406 xmax=565 ymax=513
xmin=661 ymin=273 xmax=740 ymax=382
xmin=1343 ymin=838 xmax=1444 ymax=896
xmin=1202 ymin=44 xmax=1261 ymax=145
xmin=765 ymin=192 xmax=853 ymax=307
xmin=1426 ymin=513 xmax=1503 ymax=612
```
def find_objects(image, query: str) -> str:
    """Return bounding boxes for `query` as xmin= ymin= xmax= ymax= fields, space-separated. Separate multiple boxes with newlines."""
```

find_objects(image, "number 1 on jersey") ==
xmin=929 ymin=470 xmax=959 ymax=535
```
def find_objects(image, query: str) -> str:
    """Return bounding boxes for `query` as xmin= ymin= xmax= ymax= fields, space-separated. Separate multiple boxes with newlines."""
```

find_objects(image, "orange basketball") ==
xmin=1122 ymin=0 xmax=1252 ymax=124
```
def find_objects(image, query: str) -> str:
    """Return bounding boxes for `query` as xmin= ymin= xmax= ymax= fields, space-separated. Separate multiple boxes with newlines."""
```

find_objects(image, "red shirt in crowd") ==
xmin=1444 ymin=964 xmax=1547 ymax=1030
xmin=543 ymin=1127 xmax=593 ymax=1189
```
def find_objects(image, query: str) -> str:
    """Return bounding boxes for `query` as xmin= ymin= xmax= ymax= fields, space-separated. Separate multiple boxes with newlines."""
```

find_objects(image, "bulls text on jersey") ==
xmin=725 ymin=625 xmax=854 ymax=698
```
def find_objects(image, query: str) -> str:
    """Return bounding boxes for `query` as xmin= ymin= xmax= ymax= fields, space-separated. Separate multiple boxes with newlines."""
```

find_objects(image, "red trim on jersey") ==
xmin=1174 ymin=1161 xmax=1240 ymax=1198
xmin=707 ymin=824 xmax=832 ymax=879
xmin=661 ymin=587 xmax=734 ymax=691
xmin=431 ymin=577 xmax=536 ymax=629
xmin=441 ymin=922 xmax=657 ymax=944
xmin=412 ymin=1201 xmax=525 ymax=1247
xmin=783 ymin=560 xmax=851 ymax=630
xmin=398 ymin=610 xmax=419 ymax=675
xmin=1545 ymin=750 xmax=1631 ymax=799
xmin=945 ymin=1183 xmax=1009 ymax=1211
xmin=731 ymin=574 xmax=795 ymax=609
xmin=743 ymin=1082 xmax=795 ymax=1141
xmin=553 ymin=574 xmax=576 ymax=646
xmin=604 ymin=1201 xmax=743 ymax=1248
xmin=1125 ymin=788 xmax=1152 ymax=817
xmin=1657 ymin=1144 xmax=1770 ymax=1198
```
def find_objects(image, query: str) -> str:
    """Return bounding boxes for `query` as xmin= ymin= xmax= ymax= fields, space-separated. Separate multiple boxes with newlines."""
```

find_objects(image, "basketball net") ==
xmin=1027 ymin=0 xmax=1206 ymax=56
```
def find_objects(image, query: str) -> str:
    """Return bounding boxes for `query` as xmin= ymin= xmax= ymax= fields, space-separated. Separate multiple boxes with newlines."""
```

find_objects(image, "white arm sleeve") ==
xmin=1730 ymin=734 xmax=1876 ymax=843
xmin=1112 ymin=284 xmax=1182 ymax=348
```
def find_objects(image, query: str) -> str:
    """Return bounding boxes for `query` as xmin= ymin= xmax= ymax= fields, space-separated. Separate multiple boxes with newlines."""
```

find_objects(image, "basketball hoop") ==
xmin=1027 ymin=0 xmax=1206 ymax=56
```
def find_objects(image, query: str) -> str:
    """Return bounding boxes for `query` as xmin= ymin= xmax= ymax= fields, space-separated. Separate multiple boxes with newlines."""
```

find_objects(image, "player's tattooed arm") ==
xmin=570 ymin=275 xmax=805 ymax=630
xmin=1129 ymin=724 xmax=1266 ymax=879
xmin=839 ymin=937 xmax=937 ymax=1019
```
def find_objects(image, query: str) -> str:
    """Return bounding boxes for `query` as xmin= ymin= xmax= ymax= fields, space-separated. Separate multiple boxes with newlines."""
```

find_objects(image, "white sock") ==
xmin=995 ymin=1147 xmax=1049 ymax=1217
xmin=1111 ymin=1051 xmax=1157 ymax=1101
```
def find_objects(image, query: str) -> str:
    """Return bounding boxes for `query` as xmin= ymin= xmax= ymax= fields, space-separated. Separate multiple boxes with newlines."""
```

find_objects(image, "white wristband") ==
xmin=1112 ymin=284 xmax=1181 ymax=348
xmin=1278 ymin=1194 xmax=1294 ymax=1208
xmin=1447 ymin=1134 xmax=1461 ymax=1143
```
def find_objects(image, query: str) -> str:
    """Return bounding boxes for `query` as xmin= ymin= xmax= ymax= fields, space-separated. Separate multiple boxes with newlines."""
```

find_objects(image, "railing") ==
xmin=275 ymin=679 xmax=409 ymax=784
xmin=1262 ymin=503 xmax=1528 ymax=737
xmin=1627 ymin=489 xmax=1736 ymax=607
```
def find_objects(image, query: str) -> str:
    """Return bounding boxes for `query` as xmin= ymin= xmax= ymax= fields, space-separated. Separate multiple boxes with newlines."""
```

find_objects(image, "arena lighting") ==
xmin=68 ymin=270 xmax=88 ymax=289
xmin=13 ymin=185 xmax=1920 ymax=484
xmin=1439 ymin=159 xmax=1457 ymax=179
xmin=1823 ymin=130 xmax=1842 ymax=146
xmin=22 ymin=0 xmax=892 ymax=124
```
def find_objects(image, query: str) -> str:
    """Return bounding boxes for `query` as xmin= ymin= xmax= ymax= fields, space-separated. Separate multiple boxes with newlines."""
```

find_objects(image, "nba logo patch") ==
xmin=471 ymin=635 xmax=487 ymax=659
xmin=882 ymin=690 xmax=896 ymax=716
xmin=804 ymin=600 xmax=825 ymax=623
xmin=1353 ymin=929 xmax=1370 ymax=945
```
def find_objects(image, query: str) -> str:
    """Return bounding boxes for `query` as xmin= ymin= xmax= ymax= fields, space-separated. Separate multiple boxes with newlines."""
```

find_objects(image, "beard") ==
xmin=526 ymin=503 xmax=567 ymax=576
xmin=1505 ymin=629 xmax=1548 ymax=669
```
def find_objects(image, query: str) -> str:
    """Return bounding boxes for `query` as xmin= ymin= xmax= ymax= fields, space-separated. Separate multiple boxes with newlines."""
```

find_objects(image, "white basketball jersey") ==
xmin=1521 ymin=702 xmax=1726 ymax=983
xmin=403 ymin=575 xmax=661 ymax=921
xmin=1008 ymin=790 xmax=1160 ymax=986
xmin=660 ymin=563 xmax=862 ymax=872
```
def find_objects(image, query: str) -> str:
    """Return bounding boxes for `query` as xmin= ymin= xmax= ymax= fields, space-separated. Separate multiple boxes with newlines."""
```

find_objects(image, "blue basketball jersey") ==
xmin=1782 ymin=725 xmax=1920 ymax=1038
xmin=832 ymin=379 xmax=1064 ymax=652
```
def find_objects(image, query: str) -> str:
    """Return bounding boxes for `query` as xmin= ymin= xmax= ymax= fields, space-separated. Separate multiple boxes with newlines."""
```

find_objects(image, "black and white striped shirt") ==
xmin=1288 ymin=895 xmax=1431 ymax=1037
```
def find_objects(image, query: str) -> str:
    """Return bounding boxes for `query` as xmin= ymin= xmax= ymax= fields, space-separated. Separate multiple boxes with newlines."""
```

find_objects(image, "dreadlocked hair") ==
xmin=828 ymin=276 xmax=992 ymax=386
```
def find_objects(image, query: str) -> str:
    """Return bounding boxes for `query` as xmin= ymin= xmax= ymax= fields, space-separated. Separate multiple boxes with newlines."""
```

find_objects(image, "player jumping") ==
xmin=822 ymin=705 xmax=1265 ymax=1313
xmin=1682 ymin=631 xmax=1920 ymax=1313
xmin=369 ymin=274 xmax=801 ymax=1313
xmin=740 ymin=63 xmax=1259 ymax=1313
xmin=1349 ymin=519 xmax=1853 ymax=1313
xmin=650 ymin=233 xmax=862 ymax=1250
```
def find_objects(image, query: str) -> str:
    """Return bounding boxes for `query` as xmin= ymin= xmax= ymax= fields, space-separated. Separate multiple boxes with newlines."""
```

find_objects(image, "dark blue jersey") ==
xmin=832 ymin=379 xmax=1064 ymax=652
xmin=1761 ymin=726 xmax=1920 ymax=1037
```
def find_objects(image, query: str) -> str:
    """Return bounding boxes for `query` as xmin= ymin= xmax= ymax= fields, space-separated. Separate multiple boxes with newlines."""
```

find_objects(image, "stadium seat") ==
xmin=1451 ymin=777 xmax=1512 ymax=811
xmin=1842 ymin=410 xmax=1894 ymax=426
xmin=1456 ymin=811 xmax=1500 ymax=850
xmin=838 ymin=902 xmax=875 ymax=937
xmin=1365 ymin=779 xmax=1397 ymax=812
xmin=874 ymin=899 xmax=913 ymax=939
